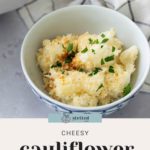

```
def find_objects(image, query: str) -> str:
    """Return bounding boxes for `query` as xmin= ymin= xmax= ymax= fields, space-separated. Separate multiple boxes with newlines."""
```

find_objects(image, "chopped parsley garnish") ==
xmin=94 ymin=39 xmax=99 ymax=44
xmin=112 ymin=46 xmax=115 ymax=52
xmin=62 ymin=44 xmax=65 ymax=49
xmin=79 ymin=68 xmax=84 ymax=72
xmin=67 ymin=43 xmax=73 ymax=52
xmin=123 ymin=83 xmax=132 ymax=96
xmin=101 ymin=33 xmax=105 ymax=38
xmin=51 ymin=61 xmax=62 ymax=68
xmin=61 ymin=70 xmax=65 ymax=74
xmin=56 ymin=61 xmax=62 ymax=67
xmin=96 ymin=83 xmax=104 ymax=92
xmin=109 ymin=66 xmax=114 ymax=73
xmin=89 ymin=67 xmax=101 ymax=76
xmin=81 ymin=47 xmax=88 ymax=53
xmin=105 ymin=55 xmax=114 ymax=62
xmin=65 ymin=57 xmax=72 ymax=63
xmin=101 ymin=38 xmax=109 ymax=44
xmin=89 ymin=38 xmax=93 ymax=44
xmin=92 ymin=49 xmax=96 ymax=54
xmin=65 ymin=51 xmax=76 ymax=63
xmin=89 ymin=38 xmax=99 ymax=44
xmin=101 ymin=58 xmax=105 ymax=65
xmin=101 ymin=45 xmax=104 ymax=48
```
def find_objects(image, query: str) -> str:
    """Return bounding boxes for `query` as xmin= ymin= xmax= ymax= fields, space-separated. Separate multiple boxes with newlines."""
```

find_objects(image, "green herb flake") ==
xmin=61 ymin=70 xmax=65 ymax=74
xmin=96 ymin=83 xmax=104 ymax=92
xmin=109 ymin=66 xmax=115 ymax=73
xmin=79 ymin=68 xmax=84 ymax=72
xmin=105 ymin=55 xmax=114 ymax=62
xmin=62 ymin=44 xmax=65 ymax=49
xmin=65 ymin=56 xmax=72 ymax=63
xmin=101 ymin=33 xmax=105 ymax=38
xmin=101 ymin=38 xmax=109 ymax=44
xmin=56 ymin=61 xmax=62 ymax=67
xmin=123 ymin=83 xmax=132 ymax=96
xmin=101 ymin=45 xmax=104 ymax=48
xmin=65 ymin=51 xmax=76 ymax=64
xmin=89 ymin=67 xmax=101 ymax=76
xmin=92 ymin=49 xmax=96 ymax=54
xmin=81 ymin=47 xmax=88 ymax=53
xmin=101 ymin=58 xmax=105 ymax=65
xmin=67 ymin=43 xmax=73 ymax=52
xmin=89 ymin=38 xmax=99 ymax=44
xmin=51 ymin=61 xmax=62 ymax=68
xmin=89 ymin=38 xmax=93 ymax=44
xmin=50 ymin=65 xmax=55 ymax=68
xmin=94 ymin=39 xmax=99 ymax=44
xmin=112 ymin=46 xmax=115 ymax=52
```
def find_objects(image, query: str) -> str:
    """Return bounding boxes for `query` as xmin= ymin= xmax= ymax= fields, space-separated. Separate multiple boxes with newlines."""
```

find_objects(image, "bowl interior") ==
xmin=22 ymin=6 xmax=150 ymax=109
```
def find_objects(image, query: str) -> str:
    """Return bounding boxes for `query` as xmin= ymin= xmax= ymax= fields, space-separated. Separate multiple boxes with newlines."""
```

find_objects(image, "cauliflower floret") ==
xmin=102 ymin=28 xmax=116 ymax=38
xmin=72 ymin=29 xmax=123 ymax=70
xmin=37 ymin=43 xmax=64 ymax=73
xmin=119 ymin=45 xmax=138 ymax=73
xmin=49 ymin=69 xmax=105 ymax=105
xmin=105 ymin=64 xmax=131 ymax=98
xmin=37 ymin=35 xmax=78 ymax=73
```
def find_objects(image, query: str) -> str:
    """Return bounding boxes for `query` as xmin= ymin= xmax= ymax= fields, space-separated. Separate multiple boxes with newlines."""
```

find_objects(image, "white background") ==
xmin=0 ymin=119 xmax=149 ymax=149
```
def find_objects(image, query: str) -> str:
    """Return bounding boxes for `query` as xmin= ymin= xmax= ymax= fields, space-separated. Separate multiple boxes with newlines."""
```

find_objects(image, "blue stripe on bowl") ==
xmin=26 ymin=78 xmax=140 ymax=115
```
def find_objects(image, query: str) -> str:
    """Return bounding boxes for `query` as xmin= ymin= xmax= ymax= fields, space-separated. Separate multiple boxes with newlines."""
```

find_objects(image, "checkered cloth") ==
xmin=17 ymin=0 xmax=150 ymax=93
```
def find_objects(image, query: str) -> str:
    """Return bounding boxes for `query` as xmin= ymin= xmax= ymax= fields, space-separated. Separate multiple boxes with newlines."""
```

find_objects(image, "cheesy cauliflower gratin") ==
xmin=36 ymin=28 xmax=138 ymax=107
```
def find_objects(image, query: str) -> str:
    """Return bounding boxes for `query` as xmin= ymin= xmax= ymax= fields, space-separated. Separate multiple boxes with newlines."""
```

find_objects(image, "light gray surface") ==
xmin=0 ymin=11 xmax=150 ymax=118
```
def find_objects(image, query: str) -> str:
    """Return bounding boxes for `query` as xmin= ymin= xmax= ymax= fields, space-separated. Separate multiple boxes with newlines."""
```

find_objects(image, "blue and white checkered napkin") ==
xmin=18 ymin=0 xmax=150 ymax=93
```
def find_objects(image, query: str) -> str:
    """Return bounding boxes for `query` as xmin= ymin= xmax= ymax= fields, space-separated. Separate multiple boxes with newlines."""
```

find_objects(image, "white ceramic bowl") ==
xmin=21 ymin=5 xmax=150 ymax=115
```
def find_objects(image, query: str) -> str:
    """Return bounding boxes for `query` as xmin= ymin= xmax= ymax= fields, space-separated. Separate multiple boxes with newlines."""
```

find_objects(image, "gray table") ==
xmin=0 ymin=11 xmax=150 ymax=118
